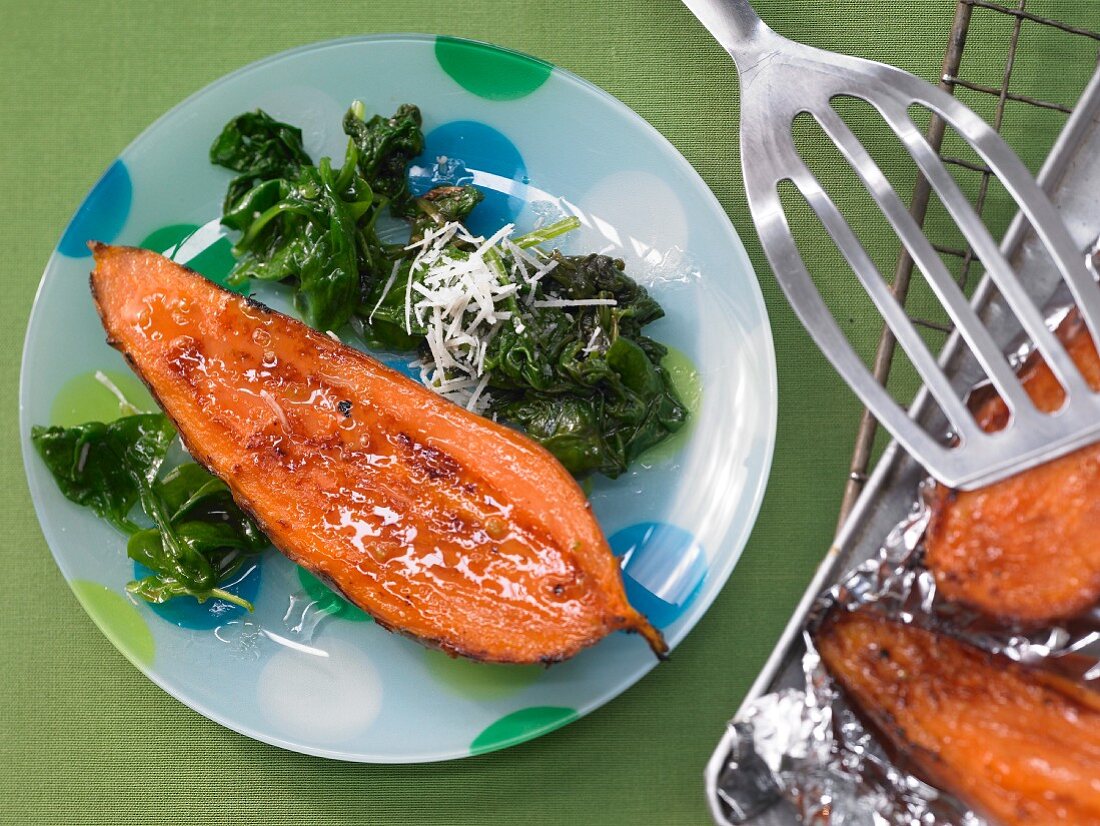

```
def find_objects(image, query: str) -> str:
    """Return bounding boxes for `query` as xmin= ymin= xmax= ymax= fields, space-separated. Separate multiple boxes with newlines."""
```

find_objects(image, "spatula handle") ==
xmin=681 ymin=0 xmax=775 ymax=63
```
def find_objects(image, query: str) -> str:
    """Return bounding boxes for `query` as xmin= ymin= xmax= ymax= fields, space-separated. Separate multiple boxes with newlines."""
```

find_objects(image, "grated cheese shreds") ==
xmin=581 ymin=326 xmax=605 ymax=356
xmin=403 ymin=258 xmax=415 ymax=334
xmin=405 ymin=219 xmax=615 ymax=410
xmin=465 ymin=372 xmax=492 ymax=412
xmin=369 ymin=260 xmax=402 ymax=323
xmin=532 ymin=298 xmax=617 ymax=308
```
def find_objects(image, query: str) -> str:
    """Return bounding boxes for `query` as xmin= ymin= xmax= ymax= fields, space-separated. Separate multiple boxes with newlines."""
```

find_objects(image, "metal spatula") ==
xmin=684 ymin=0 xmax=1100 ymax=490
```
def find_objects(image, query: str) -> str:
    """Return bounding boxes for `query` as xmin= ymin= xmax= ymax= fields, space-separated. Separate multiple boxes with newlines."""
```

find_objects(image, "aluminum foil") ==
xmin=715 ymin=285 xmax=1100 ymax=824
xmin=717 ymin=487 xmax=1100 ymax=823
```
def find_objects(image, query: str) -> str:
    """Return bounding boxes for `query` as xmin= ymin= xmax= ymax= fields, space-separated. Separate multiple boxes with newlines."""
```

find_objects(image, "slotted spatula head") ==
xmin=685 ymin=0 xmax=1100 ymax=491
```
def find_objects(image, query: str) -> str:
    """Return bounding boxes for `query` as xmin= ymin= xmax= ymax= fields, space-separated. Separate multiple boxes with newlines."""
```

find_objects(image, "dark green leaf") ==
xmin=126 ymin=528 xmax=169 ymax=571
xmin=155 ymin=463 xmax=228 ymax=520
xmin=126 ymin=573 xmax=254 ymax=611
xmin=35 ymin=411 xmax=268 ymax=610
xmin=483 ymin=256 xmax=687 ymax=477
xmin=154 ymin=463 xmax=267 ymax=550
xmin=31 ymin=414 xmax=176 ymax=531
xmin=174 ymin=520 xmax=264 ymax=555
xmin=210 ymin=110 xmax=311 ymax=174
xmin=357 ymin=318 xmax=421 ymax=351
xmin=139 ymin=486 xmax=216 ymax=592
xmin=343 ymin=102 xmax=424 ymax=217
xmin=220 ymin=178 xmax=288 ymax=234
xmin=210 ymin=110 xmax=313 ymax=214
xmin=291 ymin=161 xmax=363 ymax=330
xmin=410 ymin=186 xmax=484 ymax=242
xmin=127 ymin=520 xmax=260 ymax=566
xmin=496 ymin=395 xmax=616 ymax=477
xmin=222 ymin=154 xmax=382 ymax=331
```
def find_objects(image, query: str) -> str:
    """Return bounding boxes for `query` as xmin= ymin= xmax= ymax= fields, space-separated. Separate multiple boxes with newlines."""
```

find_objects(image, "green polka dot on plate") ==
xmin=435 ymin=36 xmax=552 ymax=101
xmin=140 ymin=223 xmax=241 ymax=292
xmin=51 ymin=370 xmax=155 ymax=427
xmin=298 ymin=567 xmax=371 ymax=622
xmin=639 ymin=346 xmax=703 ymax=464
xmin=423 ymin=648 xmax=539 ymax=700
xmin=70 ymin=580 xmax=155 ymax=668
xmin=470 ymin=706 xmax=577 ymax=756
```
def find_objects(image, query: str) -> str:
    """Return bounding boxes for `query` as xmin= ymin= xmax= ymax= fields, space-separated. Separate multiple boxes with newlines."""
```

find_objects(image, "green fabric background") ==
xmin=2 ymin=1 xmax=1097 ymax=823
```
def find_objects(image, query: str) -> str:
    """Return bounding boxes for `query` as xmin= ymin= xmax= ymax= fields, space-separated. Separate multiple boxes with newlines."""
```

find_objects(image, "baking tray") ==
xmin=705 ymin=62 xmax=1100 ymax=826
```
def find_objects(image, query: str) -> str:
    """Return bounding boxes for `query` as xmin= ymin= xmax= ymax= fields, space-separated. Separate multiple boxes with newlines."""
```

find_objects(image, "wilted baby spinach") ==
xmin=342 ymin=101 xmax=424 ymax=217
xmin=355 ymin=218 xmax=686 ymax=477
xmin=32 ymin=415 xmax=267 ymax=610
xmin=209 ymin=110 xmax=313 ymax=216
xmin=210 ymin=102 xmax=688 ymax=479
xmin=210 ymin=101 xmax=424 ymax=332
xmin=484 ymin=254 xmax=686 ymax=477
xmin=32 ymin=414 xmax=175 ymax=532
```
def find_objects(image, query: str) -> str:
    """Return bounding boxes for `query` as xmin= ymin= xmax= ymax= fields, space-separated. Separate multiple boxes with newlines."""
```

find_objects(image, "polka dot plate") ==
xmin=20 ymin=35 xmax=776 ymax=762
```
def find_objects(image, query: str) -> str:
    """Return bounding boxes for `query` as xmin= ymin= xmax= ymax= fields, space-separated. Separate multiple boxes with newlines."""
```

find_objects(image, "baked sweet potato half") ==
xmin=926 ymin=309 xmax=1100 ymax=622
xmin=89 ymin=243 xmax=665 ymax=663
xmin=818 ymin=611 xmax=1100 ymax=825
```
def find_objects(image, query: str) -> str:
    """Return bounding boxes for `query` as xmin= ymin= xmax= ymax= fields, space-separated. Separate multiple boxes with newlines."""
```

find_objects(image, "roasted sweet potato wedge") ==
xmin=89 ymin=243 xmax=665 ymax=663
xmin=818 ymin=611 xmax=1100 ymax=825
xmin=926 ymin=310 xmax=1100 ymax=622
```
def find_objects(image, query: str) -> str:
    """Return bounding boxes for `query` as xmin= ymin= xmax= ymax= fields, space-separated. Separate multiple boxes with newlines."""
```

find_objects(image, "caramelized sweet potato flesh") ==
xmin=926 ymin=311 xmax=1100 ymax=622
xmin=818 ymin=611 xmax=1100 ymax=825
xmin=89 ymin=244 xmax=665 ymax=663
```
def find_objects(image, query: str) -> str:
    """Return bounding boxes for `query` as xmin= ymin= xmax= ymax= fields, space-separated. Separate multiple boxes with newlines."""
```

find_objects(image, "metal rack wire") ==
xmin=835 ymin=0 xmax=1100 ymax=528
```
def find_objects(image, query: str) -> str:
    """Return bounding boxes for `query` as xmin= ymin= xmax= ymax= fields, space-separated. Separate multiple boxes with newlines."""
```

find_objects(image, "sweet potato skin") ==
xmin=926 ymin=311 xmax=1100 ymax=622
xmin=818 ymin=611 xmax=1100 ymax=825
xmin=89 ymin=243 xmax=665 ymax=663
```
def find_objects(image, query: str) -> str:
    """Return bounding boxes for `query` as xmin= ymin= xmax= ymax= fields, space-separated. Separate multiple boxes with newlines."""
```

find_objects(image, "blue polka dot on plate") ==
xmin=382 ymin=354 xmax=420 ymax=381
xmin=133 ymin=558 xmax=262 ymax=630
xmin=408 ymin=121 xmax=526 ymax=236
xmin=59 ymin=159 xmax=132 ymax=257
xmin=610 ymin=522 xmax=706 ymax=629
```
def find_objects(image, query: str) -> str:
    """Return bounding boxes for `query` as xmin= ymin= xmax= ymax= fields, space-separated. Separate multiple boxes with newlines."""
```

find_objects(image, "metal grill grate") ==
xmin=835 ymin=0 xmax=1100 ymax=527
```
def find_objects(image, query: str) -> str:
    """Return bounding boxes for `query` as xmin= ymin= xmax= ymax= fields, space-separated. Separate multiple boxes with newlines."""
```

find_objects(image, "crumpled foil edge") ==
xmin=714 ymin=246 xmax=1100 ymax=825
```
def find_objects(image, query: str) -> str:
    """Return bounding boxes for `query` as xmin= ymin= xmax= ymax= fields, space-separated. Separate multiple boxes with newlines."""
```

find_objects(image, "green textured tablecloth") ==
xmin=3 ymin=1 xmax=1096 ymax=823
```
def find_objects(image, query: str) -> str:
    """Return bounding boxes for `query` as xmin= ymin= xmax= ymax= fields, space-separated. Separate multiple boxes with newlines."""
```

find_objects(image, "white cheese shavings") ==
xmin=465 ymin=373 xmax=492 ymax=412
xmin=531 ymin=298 xmax=618 ymax=308
xmin=406 ymin=220 xmax=615 ymax=411
xmin=368 ymin=260 xmax=401 ymax=323
xmin=581 ymin=326 xmax=605 ymax=356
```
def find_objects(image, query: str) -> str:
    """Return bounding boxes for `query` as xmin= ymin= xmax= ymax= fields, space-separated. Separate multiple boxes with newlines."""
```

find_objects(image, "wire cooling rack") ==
xmin=835 ymin=0 xmax=1100 ymax=528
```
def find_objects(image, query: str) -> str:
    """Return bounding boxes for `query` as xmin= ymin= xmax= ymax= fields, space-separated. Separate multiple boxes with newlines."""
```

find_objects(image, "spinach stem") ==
xmin=94 ymin=370 xmax=145 ymax=416
xmin=208 ymin=588 xmax=254 ymax=611
xmin=483 ymin=247 xmax=508 ymax=282
xmin=333 ymin=140 xmax=360 ymax=193
xmin=141 ymin=487 xmax=216 ymax=591
xmin=236 ymin=201 xmax=314 ymax=251
xmin=513 ymin=216 xmax=582 ymax=249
